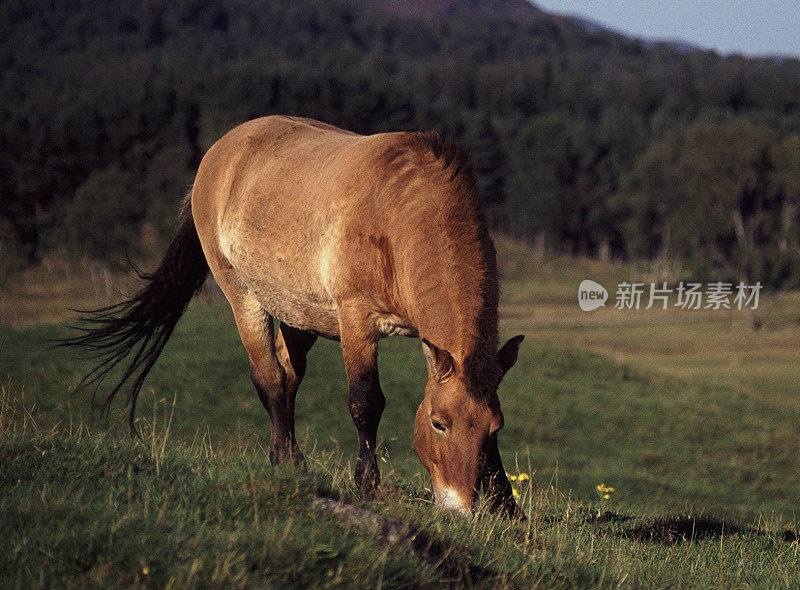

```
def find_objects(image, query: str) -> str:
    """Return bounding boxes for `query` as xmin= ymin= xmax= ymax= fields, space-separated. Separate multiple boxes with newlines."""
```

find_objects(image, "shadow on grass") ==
xmin=624 ymin=515 xmax=743 ymax=544
xmin=622 ymin=515 xmax=799 ymax=545
xmin=544 ymin=507 xmax=799 ymax=547
xmin=313 ymin=493 xmax=498 ymax=581
xmin=585 ymin=510 xmax=634 ymax=524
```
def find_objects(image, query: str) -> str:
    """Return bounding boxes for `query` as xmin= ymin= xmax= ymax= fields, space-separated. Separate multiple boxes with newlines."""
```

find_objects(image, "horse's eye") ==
xmin=431 ymin=419 xmax=447 ymax=433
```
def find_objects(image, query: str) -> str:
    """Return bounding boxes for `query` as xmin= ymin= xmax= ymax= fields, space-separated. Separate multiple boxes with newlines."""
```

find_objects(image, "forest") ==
xmin=1 ymin=0 xmax=799 ymax=291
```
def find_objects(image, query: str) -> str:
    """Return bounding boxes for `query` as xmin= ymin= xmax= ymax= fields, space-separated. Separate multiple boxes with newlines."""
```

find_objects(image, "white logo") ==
xmin=578 ymin=280 xmax=761 ymax=311
xmin=578 ymin=280 xmax=608 ymax=311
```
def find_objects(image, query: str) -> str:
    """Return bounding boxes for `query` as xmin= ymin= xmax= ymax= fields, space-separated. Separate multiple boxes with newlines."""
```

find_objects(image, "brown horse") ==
xmin=66 ymin=115 xmax=524 ymax=516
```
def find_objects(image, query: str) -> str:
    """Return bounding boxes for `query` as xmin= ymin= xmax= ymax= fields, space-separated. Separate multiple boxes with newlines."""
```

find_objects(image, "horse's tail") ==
xmin=61 ymin=195 xmax=209 ymax=432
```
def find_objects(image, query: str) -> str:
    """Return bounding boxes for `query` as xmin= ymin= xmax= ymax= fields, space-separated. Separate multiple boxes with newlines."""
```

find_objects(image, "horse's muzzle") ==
xmin=434 ymin=486 xmax=474 ymax=516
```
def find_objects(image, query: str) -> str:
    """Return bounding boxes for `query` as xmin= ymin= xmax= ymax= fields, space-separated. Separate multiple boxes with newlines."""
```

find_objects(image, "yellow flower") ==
xmin=518 ymin=473 xmax=530 ymax=481
xmin=142 ymin=566 xmax=150 ymax=575
xmin=507 ymin=473 xmax=518 ymax=482
xmin=596 ymin=483 xmax=616 ymax=500
xmin=512 ymin=488 xmax=520 ymax=498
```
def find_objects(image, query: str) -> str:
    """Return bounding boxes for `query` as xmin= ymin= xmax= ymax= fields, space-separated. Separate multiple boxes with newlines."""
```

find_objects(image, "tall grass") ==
xmin=1 ymin=383 xmax=798 ymax=588
xmin=2 ymin=307 xmax=800 ymax=587
xmin=2 ymin=242 xmax=799 ymax=586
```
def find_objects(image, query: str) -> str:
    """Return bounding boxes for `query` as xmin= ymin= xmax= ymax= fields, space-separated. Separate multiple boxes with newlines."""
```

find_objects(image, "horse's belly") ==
xmin=255 ymin=282 xmax=340 ymax=338
xmin=248 ymin=273 xmax=341 ymax=338
xmin=220 ymin=231 xmax=341 ymax=338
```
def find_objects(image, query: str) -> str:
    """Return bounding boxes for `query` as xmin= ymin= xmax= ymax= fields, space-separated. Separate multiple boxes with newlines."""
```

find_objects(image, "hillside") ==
xmin=1 ymin=302 xmax=799 ymax=586
xmin=357 ymin=0 xmax=704 ymax=55
xmin=358 ymin=0 xmax=549 ymax=19
xmin=2 ymin=0 xmax=799 ymax=277
xmin=2 ymin=399 xmax=797 ymax=587
xmin=3 ymin=300 xmax=799 ymax=522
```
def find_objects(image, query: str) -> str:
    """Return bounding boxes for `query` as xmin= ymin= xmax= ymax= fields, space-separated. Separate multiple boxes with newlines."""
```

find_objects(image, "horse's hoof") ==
xmin=511 ymin=507 xmax=528 ymax=522
xmin=269 ymin=446 xmax=307 ymax=469
xmin=353 ymin=464 xmax=380 ymax=495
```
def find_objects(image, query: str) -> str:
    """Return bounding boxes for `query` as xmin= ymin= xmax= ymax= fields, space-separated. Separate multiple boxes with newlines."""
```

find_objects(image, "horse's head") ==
xmin=413 ymin=335 xmax=524 ymax=515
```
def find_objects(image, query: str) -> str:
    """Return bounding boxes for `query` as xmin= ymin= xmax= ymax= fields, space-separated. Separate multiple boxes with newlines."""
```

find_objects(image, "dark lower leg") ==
xmin=238 ymin=314 xmax=302 ymax=467
xmin=251 ymin=361 xmax=300 ymax=465
xmin=479 ymin=436 xmax=521 ymax=517
xmin=225 ymin=292 xmax=304 ymax=468
xmin=276 ymin=323 xmax=317 ymax=443
xmin=339 ymin=304 xmax=385 ymax=493
xmin=348 ymin=372 xmax=385 ymax=492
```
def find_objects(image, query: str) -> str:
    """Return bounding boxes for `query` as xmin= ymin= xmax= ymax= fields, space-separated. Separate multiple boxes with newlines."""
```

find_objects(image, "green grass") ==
xmin=4 ymin=404 xmax=796 ymax=589
xmin=1 ymin=300 xmax=799 ymax=587
xmin=496 ymin=237 xmax=800 ymax=405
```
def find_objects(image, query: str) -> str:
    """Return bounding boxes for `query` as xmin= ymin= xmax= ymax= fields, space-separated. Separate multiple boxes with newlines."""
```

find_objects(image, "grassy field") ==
xmin=1 ymin=244 xmax=799 ymax=587
xmin=497 ymin=237 xmax=800 ymax=404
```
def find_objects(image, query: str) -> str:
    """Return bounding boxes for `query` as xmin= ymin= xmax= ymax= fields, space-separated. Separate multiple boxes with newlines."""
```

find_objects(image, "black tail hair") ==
xmin=61 ymin=196 xmax=209 ymax=432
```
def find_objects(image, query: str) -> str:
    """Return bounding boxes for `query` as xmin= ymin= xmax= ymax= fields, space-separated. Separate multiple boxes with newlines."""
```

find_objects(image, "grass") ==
xmin=1 ymin=241 xmax=799 ymax=587
xmin=496 ymin=236 xmax=800 ymax=403
xmin=0 ymin=257 xmax=125 ymax=327
xmin=2 ymin=383 xmax=799 ymax=589
xmin=2 ymin=297 xmax=800 ymax=587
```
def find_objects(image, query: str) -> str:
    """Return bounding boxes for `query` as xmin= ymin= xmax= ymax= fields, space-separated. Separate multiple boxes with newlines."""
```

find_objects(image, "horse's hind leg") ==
xmin=228 ymin=296 xmax=303 ymax=466
xmin=275 ymin=322 xmax=317 ymax=449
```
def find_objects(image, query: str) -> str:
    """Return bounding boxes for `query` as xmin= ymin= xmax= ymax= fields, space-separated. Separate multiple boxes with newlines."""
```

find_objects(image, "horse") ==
xmin=65 ymin=115 xmax=524 ymax=516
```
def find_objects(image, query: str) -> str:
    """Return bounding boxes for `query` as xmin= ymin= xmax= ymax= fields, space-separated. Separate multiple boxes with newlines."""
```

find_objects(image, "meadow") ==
xmin=1 ymin=244 xmax=799 ymax=587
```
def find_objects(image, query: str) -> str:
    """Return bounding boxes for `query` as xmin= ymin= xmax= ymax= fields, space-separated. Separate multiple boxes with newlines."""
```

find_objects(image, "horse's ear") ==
xmin=421 ymin=338 xmax=455 ymax=383
xmin=498 ymin=335 xmax=524 ymax=377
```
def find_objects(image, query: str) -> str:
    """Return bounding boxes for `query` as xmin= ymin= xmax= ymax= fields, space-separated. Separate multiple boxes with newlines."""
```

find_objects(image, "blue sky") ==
xmin=532 ymin=0 xmax=800 ymax=58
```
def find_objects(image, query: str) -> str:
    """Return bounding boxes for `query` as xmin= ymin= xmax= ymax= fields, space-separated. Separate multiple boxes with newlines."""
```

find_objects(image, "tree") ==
xmin=618 ymin=119 xmax=800 ymax=328
xmin=459 ymin=112 xmax=507 ymax=222
xmin=57 ymin=166 xmax=145 ymax=262
xmin=773 ymin=134 xmax=800 ymax=249
xmin=504 ymin=114 xmax=583 ymax=249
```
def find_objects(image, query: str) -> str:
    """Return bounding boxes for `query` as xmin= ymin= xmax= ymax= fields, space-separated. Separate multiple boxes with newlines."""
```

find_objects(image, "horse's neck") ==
xmin=379 ymin=166 xmax=499 ymax=387
xmin=401 ymin=233 xmax=499 ymax=373
xmin=412 ymin=289 xmax=500 ymax=395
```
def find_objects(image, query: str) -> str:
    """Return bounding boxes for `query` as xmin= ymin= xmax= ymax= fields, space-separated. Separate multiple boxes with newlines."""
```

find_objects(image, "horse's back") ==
xmin=191 ymin=116 xmax=408 ymax=337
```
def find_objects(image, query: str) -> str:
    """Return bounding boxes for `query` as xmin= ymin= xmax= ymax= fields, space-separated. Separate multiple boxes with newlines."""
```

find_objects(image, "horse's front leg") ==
xmin=338 ymin=304 xmax=385 ymax=493
xmin=479 ymin=436 xmax=523 ymax=518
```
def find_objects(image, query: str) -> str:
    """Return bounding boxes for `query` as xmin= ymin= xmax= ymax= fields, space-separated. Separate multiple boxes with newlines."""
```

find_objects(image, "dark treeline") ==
xmin=1 ymin=0 xmax=799 ymax=290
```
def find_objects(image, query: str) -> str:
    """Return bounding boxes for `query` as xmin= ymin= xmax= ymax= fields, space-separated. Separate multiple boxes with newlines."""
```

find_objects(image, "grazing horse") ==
xmin=66 ymin=115 xmax=524 ymax=516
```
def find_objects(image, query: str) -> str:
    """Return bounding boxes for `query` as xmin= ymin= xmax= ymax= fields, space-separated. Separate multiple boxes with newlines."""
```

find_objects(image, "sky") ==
xmin=531 ymin=0 xmax=800 ymax=58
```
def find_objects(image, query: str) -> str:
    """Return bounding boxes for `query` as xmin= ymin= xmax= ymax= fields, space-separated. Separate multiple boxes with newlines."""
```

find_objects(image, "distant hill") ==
xmin=358 ymin=0 xmax=703 ymax=53
xmin=357 ymin=0 xmax=551 ymax=20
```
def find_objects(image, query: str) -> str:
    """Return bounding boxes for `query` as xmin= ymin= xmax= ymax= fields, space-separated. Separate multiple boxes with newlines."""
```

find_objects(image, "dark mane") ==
xmin=412 ymin=130 xmax=476 ymax=188
xmin=405 ymin=132 xmax=499 ymax=400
